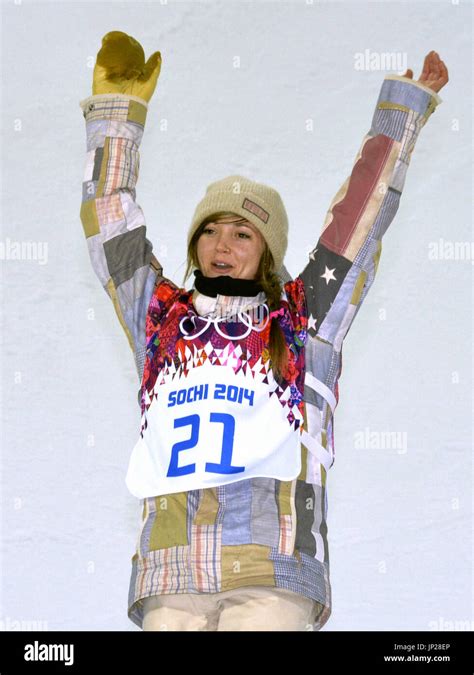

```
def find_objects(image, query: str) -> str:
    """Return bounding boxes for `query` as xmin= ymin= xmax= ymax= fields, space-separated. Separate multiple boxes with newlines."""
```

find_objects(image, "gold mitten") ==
xmin=92 ymin=30 xmax=162 ymax=102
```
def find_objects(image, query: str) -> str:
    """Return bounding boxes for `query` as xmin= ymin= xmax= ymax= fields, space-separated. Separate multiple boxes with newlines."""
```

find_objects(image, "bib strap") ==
xmin=300 ymin=429 xmax=333 ymax=473
xmin=301 ymin=373 xmax=337 ymax=473
xmin=305 ymin=372 xmax=337 ymax=416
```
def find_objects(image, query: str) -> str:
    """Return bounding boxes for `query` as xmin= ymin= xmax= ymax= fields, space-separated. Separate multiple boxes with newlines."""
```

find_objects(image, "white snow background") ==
xmin=0 ymin=0 xmax=472 ymax=631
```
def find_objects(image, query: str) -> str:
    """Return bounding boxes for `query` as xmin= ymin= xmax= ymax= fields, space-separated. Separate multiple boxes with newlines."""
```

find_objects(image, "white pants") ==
xmin=142 ymin=585 xmax=323 ymax=631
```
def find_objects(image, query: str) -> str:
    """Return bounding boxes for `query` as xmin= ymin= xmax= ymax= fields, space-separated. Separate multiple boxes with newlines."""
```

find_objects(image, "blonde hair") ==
xmin=182 ymin=212 xmax=289 ymax=381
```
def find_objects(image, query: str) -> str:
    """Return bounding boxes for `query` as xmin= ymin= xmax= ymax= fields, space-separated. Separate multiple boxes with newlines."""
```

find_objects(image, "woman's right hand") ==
xmin=92 ymin=31 xmax=162 ymax=102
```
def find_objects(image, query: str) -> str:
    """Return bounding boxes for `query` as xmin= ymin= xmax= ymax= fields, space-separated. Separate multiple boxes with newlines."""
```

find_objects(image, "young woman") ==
xmin=79 ymin=32 xmax=448 ymax=631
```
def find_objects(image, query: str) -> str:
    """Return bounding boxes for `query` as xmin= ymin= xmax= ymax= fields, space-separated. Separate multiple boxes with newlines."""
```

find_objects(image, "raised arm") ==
xmin=297 ymin=51 xmax=448 ymax=350
xmin=79 ymin=31 xmax=175 ymax=384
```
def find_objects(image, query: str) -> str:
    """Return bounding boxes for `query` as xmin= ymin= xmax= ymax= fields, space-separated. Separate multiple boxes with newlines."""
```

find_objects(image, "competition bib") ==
xmin=126 ymin=342 xmax=303 ymax=498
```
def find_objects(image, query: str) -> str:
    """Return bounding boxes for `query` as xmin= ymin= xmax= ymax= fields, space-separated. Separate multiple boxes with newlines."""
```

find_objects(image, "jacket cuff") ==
xmin=378 ymin=74 xmax=442 ymax=120
xmin=79 ymin=93 xmax=148 ymax=126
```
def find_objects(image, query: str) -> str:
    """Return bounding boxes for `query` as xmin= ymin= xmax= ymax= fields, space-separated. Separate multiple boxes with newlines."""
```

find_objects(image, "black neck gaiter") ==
xmin=193 ymin=269 xmax=264 ymax=298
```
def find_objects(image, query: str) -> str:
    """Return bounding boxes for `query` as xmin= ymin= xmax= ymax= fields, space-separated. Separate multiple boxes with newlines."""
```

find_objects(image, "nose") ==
xmin=215 ymin=230 xmax=231 ymax=252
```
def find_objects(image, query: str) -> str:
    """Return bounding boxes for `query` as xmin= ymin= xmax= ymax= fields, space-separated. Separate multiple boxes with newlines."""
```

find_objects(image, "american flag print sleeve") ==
xmin=79 ymin=93 xmax=174 ymax=384
xmin=295 ymin=75 xmax=442 ymax=475
xmin=298 ymin=74 xmax=442 ymax=347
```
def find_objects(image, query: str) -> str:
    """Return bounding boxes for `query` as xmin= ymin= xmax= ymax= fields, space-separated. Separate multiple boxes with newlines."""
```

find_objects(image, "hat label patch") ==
xmin=242 ymin=198 xmax=269 ymax=224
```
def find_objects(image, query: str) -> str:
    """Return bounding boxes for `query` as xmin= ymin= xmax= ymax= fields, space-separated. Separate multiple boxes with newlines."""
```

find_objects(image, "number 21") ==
xmin=167 ymin=413 xmax=245 ymax=477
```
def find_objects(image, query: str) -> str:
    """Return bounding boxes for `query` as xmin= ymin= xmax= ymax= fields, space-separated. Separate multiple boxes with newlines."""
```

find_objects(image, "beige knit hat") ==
xmin=187 ymin=175 xmax=289 ymax=272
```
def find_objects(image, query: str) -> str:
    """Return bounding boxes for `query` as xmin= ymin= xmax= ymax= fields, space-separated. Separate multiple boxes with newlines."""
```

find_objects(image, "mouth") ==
xmin=211 ymin=262 xmax=234 ymax=272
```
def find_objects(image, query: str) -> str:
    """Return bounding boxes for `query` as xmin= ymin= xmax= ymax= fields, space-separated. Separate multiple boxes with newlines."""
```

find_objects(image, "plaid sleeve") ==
xmin=79 ymin=92 xmax=170 ymax=383
xmin=297 ymin=75 xmax=442 ymax=350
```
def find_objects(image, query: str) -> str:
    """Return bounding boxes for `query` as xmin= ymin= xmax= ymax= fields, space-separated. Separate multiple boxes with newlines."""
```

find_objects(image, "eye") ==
xmin=238 ymin=232 xmax=251 ymax=239
xmin=202 ymin=227 xmax=215 ymax=234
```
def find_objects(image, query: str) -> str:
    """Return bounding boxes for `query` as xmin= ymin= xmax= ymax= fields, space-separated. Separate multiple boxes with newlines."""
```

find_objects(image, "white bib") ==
xmin=126 ymin=341 xmax=303 ymax=498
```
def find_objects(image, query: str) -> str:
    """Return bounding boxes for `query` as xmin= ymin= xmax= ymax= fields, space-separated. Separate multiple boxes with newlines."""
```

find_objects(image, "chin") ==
xmin=207 ymin=270 xmax=235 ymax=278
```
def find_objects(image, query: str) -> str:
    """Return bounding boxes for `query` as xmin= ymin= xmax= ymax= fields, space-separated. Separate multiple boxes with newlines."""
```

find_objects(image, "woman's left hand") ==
xmin=402 ymin=51 xmax=449 ymax=93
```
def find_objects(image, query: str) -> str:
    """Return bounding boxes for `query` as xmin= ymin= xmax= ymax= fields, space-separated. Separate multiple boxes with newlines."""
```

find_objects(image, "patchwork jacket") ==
xmin=79 ymin=75 xmax=442 ymax=630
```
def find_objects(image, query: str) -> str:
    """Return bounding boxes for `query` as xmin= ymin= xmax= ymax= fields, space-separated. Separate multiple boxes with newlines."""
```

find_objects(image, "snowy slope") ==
xmin=0 ymin=0 xmax=471 ymax=631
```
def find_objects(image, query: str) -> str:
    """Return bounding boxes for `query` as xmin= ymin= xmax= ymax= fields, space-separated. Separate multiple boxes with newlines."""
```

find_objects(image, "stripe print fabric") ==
xmin=79 ymin=92 xmax=165 ymax=384
xmin=127 ymin=481 xmax=331 ymax=629
xmin=79 ymin=75 xmax=441 ymax=631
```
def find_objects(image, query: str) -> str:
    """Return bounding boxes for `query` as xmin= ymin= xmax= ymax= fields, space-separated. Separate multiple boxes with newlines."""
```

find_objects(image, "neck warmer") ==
xmin=193 ymin=269 xmax=264 ymax=298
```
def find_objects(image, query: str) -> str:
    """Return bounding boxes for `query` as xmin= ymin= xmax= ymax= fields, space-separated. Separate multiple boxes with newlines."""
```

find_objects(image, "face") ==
xmin=196 ymin=213 xmax=266 ymax=280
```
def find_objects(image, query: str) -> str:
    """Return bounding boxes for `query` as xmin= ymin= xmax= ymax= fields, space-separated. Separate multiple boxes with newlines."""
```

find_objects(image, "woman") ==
xmin=79 ymin=32 xmax=448 ymax=631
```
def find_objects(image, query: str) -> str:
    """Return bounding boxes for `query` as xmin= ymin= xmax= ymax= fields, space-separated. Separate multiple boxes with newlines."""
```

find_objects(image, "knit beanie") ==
xmin=187 ymin=175 xmax=288 ymax=273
